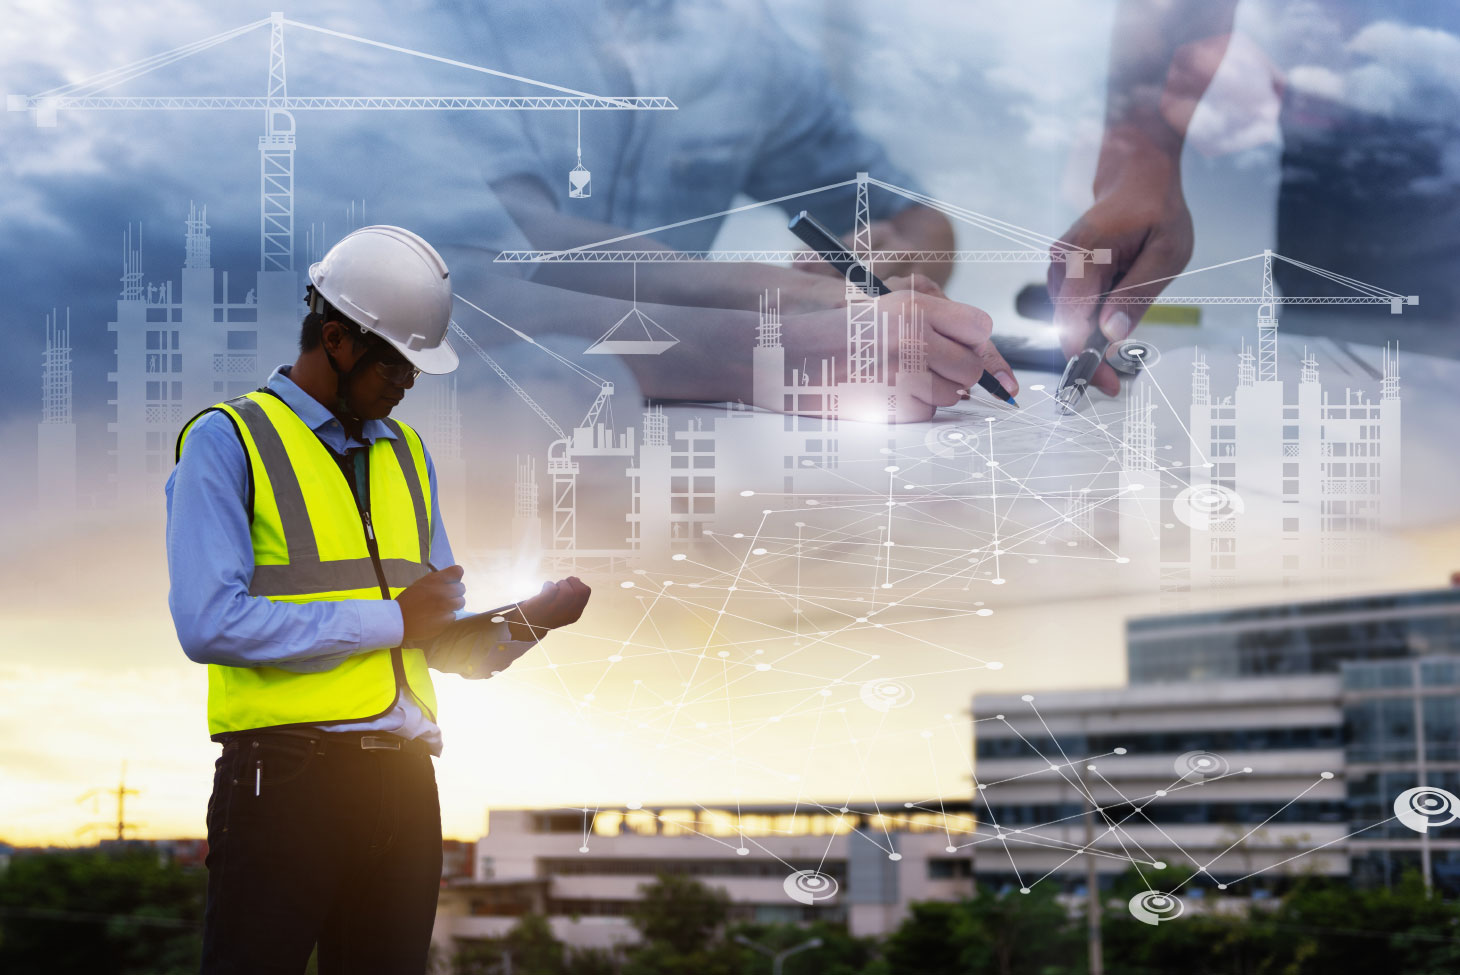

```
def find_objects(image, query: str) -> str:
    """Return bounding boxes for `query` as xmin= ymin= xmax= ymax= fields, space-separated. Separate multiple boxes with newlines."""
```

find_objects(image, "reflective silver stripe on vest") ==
xmin=230 ymin=396 xmax=320 ymax=565
xmin=250 ymin=558 xmax=430 ymax=598
xmin=383 ymin=418 xmax=431 ymax=565
xmin=229 ymin=396 xmax=434 ymax=599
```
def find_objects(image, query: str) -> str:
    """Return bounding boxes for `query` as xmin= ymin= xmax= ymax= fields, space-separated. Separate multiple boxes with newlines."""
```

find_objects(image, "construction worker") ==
xmin=165 ymin=225 xmax=591 ymax=974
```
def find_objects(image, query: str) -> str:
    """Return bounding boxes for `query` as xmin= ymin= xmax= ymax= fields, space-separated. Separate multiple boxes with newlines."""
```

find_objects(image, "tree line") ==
xmin=2 ymin=849 xmax=1458 ymax=973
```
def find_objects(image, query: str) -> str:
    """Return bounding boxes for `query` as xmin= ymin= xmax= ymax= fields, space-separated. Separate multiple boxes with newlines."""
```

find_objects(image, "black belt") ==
xmin=218 ymin=728 xmax=432 ymax=757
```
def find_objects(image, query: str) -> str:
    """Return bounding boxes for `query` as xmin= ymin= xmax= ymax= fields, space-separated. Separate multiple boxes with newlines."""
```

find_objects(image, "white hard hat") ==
xmin=308 ymin=225 xmax=459 ymax=375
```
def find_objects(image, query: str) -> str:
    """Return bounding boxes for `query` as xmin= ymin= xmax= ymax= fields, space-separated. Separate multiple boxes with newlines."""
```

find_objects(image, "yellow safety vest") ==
xmin=176 ymin=389 xmax=439 ymax=736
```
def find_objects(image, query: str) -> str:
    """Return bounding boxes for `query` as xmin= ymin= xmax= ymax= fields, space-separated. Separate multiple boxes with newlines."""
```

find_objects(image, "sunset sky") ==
xmin=4 ymin=501 xmax=1457 ymax=847
xmin=6 ymin=0 xmax=1460 ymax=849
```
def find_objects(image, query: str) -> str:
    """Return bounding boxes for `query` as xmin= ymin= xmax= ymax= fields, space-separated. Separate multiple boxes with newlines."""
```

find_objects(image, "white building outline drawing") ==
xmin=1097 ymin=250 xmax=1409 ymax=600
xmin=9 ymin=12 xmax=674 ymax=506
xmin=38 ymin=308 xmax=77 ymax=513
xmin=499 ymin=171 xmax=1110 ymax=422
xmin=475 ymin=188 xmax=1412 ymax=593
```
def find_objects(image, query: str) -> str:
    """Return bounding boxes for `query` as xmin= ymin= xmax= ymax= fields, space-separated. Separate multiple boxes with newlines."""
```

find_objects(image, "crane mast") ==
xmin=845 ymin=172 xmax=880 ymax=386
xmin=7 ymin=11 xmax=676 ymax=281
xmin=260 ymin=12 xmax=294 ymax=272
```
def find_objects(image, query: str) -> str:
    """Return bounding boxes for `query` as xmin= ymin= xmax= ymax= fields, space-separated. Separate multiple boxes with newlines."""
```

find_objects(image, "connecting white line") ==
xmin=440 ymin=284 xmax=1401 ymax=905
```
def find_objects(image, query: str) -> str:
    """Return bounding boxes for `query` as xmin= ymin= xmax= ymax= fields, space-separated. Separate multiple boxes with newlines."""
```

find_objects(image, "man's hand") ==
xmin=792 ymin=206 xmax=956 ymax=285
xmin=396 ymin=565 xmax=466 ymax=647
xmin=780 ymin=276 xmax=1015 ymax=422
xmin=1049 ymin=0 xmax=1239 ymax=397
xmin=1048 ymin=136 xmax=1193 ymax=396
xmin=498 ymin=577 xmax=592 ymax=641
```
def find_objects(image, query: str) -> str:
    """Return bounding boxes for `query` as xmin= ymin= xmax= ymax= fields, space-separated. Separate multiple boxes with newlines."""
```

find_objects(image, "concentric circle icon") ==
xmin=1173 ymin=484 xmax=1244 ymax=530
xmin=1175 ymin=750 xmax=1229 ymax=781
xmin=1110 ymin=338 xmax=1160 ymax=372
xmin=1394 ymin=786 xmax=1460 ymax=833
xmin=783 ymin=869 xmax=840 ymax=905
xmin=1128 ymin=890 xmax=1184 ymax=926
xmin=925 ymin=423 xmax=978 ymax=457
xmin=860 ymin=679 xmax=915 ymax=712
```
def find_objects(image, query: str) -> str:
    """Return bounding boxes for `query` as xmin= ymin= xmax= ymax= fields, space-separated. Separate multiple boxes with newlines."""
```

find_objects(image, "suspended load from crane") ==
xmin=569 ymin=162 xmax=592 ymax=199
xmin=5 ymin=13 xmax=674 ymax=271
xmin=585 ymin=264 xmax=678 ymax=355
xmin=569 ymin=110 xmax=591 ymax=199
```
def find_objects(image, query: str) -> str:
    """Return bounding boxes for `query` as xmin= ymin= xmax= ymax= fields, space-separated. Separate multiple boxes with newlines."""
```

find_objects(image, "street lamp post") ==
xmin=735 ymin=934 xmax=824 ymax=975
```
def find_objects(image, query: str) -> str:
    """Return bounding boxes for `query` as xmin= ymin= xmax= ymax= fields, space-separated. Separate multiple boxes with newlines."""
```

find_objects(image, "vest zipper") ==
xmin=350 ymin=452 xmax=409 ymax=701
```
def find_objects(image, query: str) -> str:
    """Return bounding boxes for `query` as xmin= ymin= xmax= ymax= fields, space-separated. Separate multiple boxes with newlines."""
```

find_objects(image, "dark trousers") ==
xmin=200 ymin=731 xmax=443 ymax=974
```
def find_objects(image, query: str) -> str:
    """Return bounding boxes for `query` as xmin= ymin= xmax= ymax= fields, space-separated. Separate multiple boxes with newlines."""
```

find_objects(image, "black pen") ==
xmin=1054 ymin=324 xmax=1109 ymax=415
xmin=1055 ymin=293 xmax=1124 ymax=415
xmin=788 ymin=210 xmax=1018 ymax=407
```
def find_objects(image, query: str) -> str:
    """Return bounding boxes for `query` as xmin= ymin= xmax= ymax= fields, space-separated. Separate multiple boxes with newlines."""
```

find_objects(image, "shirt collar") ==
xmin=266 ymin=365 xmax=397 ymax=443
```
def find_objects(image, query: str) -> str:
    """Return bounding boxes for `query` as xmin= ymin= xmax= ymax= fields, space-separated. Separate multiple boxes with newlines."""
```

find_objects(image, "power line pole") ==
xmin=1079 ymin=763 xmax=1104 ymax=975
xmin=735 ymin=934 xmax=823 ymax=975
xmin=78 ymin=762 xmax=139 ymax=842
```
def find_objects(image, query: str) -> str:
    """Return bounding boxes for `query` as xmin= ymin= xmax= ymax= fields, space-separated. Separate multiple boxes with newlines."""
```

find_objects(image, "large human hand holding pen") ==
xmin=884 ymin=273 xmax=1021 ymax=409
xmin=787 ymin=211 xmax=1018 ymax=414
xmin=1048 ymin=144 xmax=1193 ymax=399
xmin=777 ymin=281 xmax=1017 ymax=422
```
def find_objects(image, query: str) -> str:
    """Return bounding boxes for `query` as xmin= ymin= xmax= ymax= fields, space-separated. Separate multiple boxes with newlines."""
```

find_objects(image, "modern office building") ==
xmin=971 ymin=586 xmax=1460 ymax=898
xmin=432 ymin=801 xmax=977 ymax=958
xmin=1343 ymin=654 xmax=1460 ymax=892
xmin=1127 ymin=586 xmax=1460 ymax=683
xmin=973 ymin=677 xmax=1351 ymax=895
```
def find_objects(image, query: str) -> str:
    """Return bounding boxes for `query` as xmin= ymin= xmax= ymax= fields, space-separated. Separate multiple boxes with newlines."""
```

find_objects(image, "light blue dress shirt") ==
xmin=164 ymin=365 xmax=537 ymax=756
xmin=440 ymin=0 xmax=921 ymax=253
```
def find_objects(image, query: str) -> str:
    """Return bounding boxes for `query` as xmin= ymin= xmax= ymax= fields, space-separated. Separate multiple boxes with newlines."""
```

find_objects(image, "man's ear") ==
xmin=321 ymin=319 xmax=351 ymax=355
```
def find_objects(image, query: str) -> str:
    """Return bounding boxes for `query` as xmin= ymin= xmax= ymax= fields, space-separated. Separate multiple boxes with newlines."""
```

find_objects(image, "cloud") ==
xmin=1348 ymin=20 xmax=1460 ymax=96
xmin=1182 ymin=34 xmax=1284 ymax=159
xmin=1280 ymin=17 xmax=1460 ymax=123
xmin=1287 ymin=65 xmax=1344 ymax=101
xmin=0 ymin=0 xmax=536 ymax=437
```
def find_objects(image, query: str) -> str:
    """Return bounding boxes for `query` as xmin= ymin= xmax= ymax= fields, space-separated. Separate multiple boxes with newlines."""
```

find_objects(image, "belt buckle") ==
xmin=360 ymin=735 xmax=401 ymax=751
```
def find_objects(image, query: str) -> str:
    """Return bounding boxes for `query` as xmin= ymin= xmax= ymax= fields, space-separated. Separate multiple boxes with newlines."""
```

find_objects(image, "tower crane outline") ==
xmin=497 ymin=172 xmax=1112 ymax=418
xmin=6 ymin=12 xmax=676 ymax=273
xmin=449 ymin=295 xmax=623 ymax=561
xmin=1052 ymin=248 xmax=1418 ymax=383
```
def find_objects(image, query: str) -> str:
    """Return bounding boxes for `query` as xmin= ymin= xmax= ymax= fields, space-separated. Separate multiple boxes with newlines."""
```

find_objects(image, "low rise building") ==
xmin=433 ymin=801 xmax=977 ymax=957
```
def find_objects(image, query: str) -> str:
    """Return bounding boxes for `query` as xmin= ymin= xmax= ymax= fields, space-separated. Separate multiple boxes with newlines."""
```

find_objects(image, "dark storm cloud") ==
xmin=0 ymin=0 xmax=535 ymax=441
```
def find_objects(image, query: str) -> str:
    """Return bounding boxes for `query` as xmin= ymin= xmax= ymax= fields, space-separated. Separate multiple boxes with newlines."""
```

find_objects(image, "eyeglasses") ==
xmin=374 ymin=359 xmax=421 ymax=386
xmin=367 ymin=343 xmax=421 ymax=386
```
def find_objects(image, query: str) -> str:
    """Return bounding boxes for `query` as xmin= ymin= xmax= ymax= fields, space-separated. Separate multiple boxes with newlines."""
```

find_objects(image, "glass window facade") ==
xmin=1344 ymin=656 xmax=1460 ymax=764
xmin=976 ymin=724 xmax=1341 ymax=760
xmin=1128 ymin=589 xmax=1460 ymax=684
xmin=979 ymin=800 xmax=1347 ymax=827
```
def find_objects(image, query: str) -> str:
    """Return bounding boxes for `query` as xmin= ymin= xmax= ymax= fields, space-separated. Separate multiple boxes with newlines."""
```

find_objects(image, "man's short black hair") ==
xmin=299 ymin=286 xmax=364 ymax=353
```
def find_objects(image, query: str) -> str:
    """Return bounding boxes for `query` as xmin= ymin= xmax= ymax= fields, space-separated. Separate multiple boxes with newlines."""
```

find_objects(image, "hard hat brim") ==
xmin=379 ymin=333 xmax=460 ymax=375
xmin=306 ymin=227 xmax=458 ymax=375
